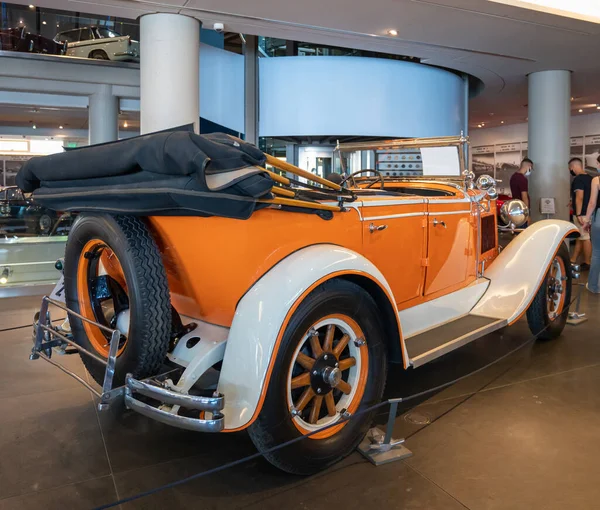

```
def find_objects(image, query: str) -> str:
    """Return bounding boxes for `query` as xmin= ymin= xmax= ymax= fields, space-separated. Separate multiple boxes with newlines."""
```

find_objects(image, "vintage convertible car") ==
xmin=20 ymin=133 xmax=577 ymax=475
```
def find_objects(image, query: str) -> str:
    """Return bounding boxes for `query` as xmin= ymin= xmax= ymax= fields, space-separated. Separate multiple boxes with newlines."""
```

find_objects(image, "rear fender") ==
xmin=471 ymin=220 xmax=577 ymax=324
xmin=217 ymin=244 xmax=402 ymax=431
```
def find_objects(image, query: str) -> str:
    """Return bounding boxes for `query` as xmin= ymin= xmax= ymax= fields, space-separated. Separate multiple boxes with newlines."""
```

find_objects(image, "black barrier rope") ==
xmin=93 ymin=294 xmax=579 ymax=510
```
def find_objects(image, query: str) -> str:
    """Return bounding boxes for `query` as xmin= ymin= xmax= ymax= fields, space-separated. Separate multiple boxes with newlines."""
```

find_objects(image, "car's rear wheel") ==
xmin=248 ymin=279 xmax=387 ymax=475
xmin=90 ymin=50 xmax=109 ymax=60
xmin=526 ymin=243 xmax=572 ymax=340
xmin=64 ymin=213 xmax=171 ymax=386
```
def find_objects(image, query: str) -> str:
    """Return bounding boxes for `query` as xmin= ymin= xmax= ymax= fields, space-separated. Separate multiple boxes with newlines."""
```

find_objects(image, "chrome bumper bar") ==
xmin=30 ymin=296 xmax=225 ymax=433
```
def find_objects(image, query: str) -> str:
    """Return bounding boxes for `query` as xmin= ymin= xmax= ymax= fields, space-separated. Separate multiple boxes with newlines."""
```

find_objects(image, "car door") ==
xmin=360 ymin=197 xmax=428 ymax=305
xmin=424 ymin=195 xmax=473 ymax=296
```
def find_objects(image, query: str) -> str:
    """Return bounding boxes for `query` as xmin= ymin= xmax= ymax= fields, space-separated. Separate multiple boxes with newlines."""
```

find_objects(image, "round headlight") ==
xmin=500 ymin=199 xmax=529 ymax=227
xmin=487 ymin=187 xmax=498 ymax=200
xmin=476 ymin=174 xmax=496 ymax=191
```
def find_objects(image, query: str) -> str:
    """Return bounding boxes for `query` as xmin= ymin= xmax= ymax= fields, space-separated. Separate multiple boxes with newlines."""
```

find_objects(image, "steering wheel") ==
xmin=340 ymin=169 xmax=385 ymax=189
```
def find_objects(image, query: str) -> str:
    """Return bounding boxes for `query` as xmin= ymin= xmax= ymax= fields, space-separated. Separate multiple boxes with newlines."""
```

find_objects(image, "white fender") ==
xmin=471 ymin=220 xmax=577 ymax=324
xmin=217 ymin=244 xmax=400 ymax=431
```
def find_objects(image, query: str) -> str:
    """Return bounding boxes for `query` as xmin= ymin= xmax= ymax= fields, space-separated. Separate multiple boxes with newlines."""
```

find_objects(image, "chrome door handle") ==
xmin=432 ymin=218 xmax=447 ymax=228
xmin=369 ymin=223 xmax=388 ymax=233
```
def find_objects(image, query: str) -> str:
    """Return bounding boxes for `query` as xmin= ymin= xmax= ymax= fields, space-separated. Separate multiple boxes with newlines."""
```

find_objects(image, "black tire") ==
xmin=37 ymin=213 xmax=53 ymax=235
xmin=64 ymin=214 xmax=171 ymax=386
xmin=90 ymin=50 xmax=109 ymax=60
xmin=526 ymin=243 xmax=572 ymax=340
xmin=248 ymin=279 xmax=387 ymax=475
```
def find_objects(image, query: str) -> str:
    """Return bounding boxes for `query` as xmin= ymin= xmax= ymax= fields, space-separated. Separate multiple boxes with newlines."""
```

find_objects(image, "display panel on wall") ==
xmin=472 ymin=136 xmax=600 ymax=197
xmin=584 ymin=135 xmax=600 ymax=172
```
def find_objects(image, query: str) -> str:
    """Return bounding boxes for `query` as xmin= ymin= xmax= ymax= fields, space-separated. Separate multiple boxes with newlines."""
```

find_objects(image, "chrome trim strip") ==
xmin=409 ymin=318 xmax=507 ymax=368
xmin=360 ymin=199 xmax=425 ymax=207
xmin=429 ymin=209 xmax=471 ymax=216
xmin=126 ymin=375 xmax=224 ymax=412
xmin=124 ymin=394 xmax=224 ymax=432
xmin=363 ymin=212 xmax=425 ymax=221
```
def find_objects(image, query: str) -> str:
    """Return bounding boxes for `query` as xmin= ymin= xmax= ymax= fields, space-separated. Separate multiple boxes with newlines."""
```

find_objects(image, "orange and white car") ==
xmin=26 ymin=134 xmax=577 ymax=475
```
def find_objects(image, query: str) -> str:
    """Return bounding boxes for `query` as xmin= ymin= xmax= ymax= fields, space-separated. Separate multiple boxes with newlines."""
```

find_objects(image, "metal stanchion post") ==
xmin=356 ymin=400 xmax=413 ymax=465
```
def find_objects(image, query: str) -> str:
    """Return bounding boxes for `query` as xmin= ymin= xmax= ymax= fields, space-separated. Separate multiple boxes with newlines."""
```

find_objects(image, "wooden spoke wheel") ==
xmin=526 ymin=244 xmax=572 ymax=341
xmin=248 ymin=279 xmax=387 ymax=475
xmin=64 ymin=214 xmax=171 ymax=386
xmin=287 ymin=315 xmax=368 ymax=438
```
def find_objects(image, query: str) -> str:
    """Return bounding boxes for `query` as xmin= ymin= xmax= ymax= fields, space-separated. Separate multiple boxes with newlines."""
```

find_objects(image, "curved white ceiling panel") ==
xmin=259 ymin=56 xmax=466 ymax=138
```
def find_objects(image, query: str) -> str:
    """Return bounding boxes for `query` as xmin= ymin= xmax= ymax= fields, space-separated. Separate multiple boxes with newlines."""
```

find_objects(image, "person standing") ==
xmin=582 ymin=156 xmax=600 ymax=293
xmin=568 ymin=157 xmax=593 ymax=269
xmin=510 ymin=158 xmax=533 ymax=209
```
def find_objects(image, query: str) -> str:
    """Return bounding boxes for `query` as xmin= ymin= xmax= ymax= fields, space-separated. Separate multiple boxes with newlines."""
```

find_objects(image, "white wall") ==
xmin=470 ymin=112 xmax=600 ymax=146
xmin=259 ymin=56 xmax=466 ymax=138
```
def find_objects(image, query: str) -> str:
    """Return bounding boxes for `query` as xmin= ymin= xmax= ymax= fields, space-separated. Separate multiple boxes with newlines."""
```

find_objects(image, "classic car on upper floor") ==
xmin=20 ymin=132 xmax=578 ymax=475
xmin=0 ymin=186 xmax=72 ymax=236
xmin=0 ymin=26 xmax=67 ymax=55
xmin=54 ymin=26 xmax=139 ymax=62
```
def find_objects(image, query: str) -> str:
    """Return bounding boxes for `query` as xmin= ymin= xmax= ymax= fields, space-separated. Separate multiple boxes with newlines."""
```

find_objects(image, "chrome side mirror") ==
xmin=500 ymin=199 xmax=529 ymax=228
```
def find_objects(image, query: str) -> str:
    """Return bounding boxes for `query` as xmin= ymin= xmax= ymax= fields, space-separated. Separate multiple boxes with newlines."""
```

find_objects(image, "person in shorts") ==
xmin=569 ymin=157 xmax=592 ymax=269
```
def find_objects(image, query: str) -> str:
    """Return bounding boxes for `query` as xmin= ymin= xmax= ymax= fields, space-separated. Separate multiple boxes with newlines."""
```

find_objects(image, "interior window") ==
xmin=96 ymin=28 xmax=121 ymax=38
xmin=57 ymin=30 xmax=79 ymax=43
xmin=79 ymin=28 xmax=93 ymax=41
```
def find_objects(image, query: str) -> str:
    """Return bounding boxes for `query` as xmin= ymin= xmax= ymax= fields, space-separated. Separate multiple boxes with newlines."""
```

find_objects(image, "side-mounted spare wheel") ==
xmin=248 ymin=279 xmax=387 ymax=475
xmin=526 ymin=243 xmax=572 ymax=341
xmin=64 ymin=214 xmax=171 ymax=387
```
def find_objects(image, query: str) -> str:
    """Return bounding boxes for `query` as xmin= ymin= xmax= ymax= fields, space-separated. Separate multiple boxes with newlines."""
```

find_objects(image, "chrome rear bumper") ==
xmin=30 ymin=295 xmax=225 ymax=433
xmin=125 ymin=375 xmax=224 ymax=432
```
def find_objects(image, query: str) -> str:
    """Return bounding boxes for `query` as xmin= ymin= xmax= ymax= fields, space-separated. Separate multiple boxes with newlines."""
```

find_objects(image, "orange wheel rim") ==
xmin=547 ymin=256 xmax=567 ymax=320
xmin=76 ymin=239 xmax=129 ymax=357
xmin=286 ymin=314 xmax=369 ymax=440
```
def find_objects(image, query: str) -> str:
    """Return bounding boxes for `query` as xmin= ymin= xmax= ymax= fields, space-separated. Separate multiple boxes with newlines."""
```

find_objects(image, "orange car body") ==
xmin=149 ymin=180 xmax=498 ymax=329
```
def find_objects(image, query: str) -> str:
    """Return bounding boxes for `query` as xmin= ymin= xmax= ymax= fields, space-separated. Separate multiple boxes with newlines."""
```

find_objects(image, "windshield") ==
xmin=96 ymin=28 xmax=122 ymax=38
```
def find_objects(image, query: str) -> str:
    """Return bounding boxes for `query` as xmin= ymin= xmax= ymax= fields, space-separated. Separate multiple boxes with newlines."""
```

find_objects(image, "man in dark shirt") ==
xmin=510 ymin=158 xmax=533 ymax=209
xmin=569 ymin=157 xmax=592 ymax=268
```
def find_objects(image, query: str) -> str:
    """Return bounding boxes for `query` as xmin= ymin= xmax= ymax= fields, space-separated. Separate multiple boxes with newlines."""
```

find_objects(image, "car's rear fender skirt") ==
xmin=217 ymin=244 xmax=403 ymax=431
xmin=471 ymin=220 xmax=577 ymax=324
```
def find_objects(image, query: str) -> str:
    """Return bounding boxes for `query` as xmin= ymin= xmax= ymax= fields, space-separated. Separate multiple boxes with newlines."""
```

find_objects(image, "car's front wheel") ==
xmin=526 ymin=243 xmax=572 ymax=340
xmin=248 ymin=279 xmax=387 ymax=475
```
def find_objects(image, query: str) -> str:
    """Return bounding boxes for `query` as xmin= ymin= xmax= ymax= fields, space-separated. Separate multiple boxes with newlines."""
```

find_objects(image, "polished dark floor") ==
xmin=0 ymin=285 xmax=599 ymax=510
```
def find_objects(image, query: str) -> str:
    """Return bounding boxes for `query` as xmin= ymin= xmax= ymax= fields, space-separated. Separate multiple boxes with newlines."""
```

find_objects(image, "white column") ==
xmin=88 ymin=84 xmax=118 ymax=145
xmin=528 ymin=70 xmax=571 ymax=222
xmin=140 ymin=13 xmax=200 ymax=134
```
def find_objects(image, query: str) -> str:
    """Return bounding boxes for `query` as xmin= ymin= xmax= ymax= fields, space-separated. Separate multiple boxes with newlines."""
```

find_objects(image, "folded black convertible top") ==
xmin=17 ymin=131 xmax=273 ymax=219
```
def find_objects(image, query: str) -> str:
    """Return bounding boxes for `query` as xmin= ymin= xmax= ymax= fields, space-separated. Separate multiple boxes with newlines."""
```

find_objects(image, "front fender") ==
xmin=471 ymin=220 xmax=577 ymax=324
xmin=217 ymin=244 xmax=400 ymax=431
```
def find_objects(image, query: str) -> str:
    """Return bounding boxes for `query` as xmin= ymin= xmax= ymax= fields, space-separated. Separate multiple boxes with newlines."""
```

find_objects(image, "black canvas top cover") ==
xmin=16 ymin=131 xmax=273 ymax=219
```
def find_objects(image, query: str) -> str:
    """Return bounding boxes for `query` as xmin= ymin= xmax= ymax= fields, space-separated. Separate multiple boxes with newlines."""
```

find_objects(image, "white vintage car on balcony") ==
xmin=54 ymin=26 xmax=139 ymax=62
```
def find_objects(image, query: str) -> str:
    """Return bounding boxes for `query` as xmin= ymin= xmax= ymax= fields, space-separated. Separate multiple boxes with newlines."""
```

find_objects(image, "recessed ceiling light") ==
xmin=19 ymin=19 xmax=23 ymax=24
xmin=579 ymin=109 xmax=583 ymax=113
xmin=501 ymin=121 xmax=505 ymax=124
xmin=477 ymin=124 xmax=483 ymax=128
xmin=387 ymin=29 xmax=398 ymax=36
xmin=571 ymin=97 xmax=574 ymax=101
xmin=597 ymin=106 xmax=600 ymax=110
xmin=123 ymin=122 xmax=128 ymax=128
xmin=42 ymin=21 xmax=46 ymax=25
xmin=29 ymin=4 xmax=34 ymax=8
xmin=59 ymin=125 xmax=63 ymax=129
xmin=32 ymin=125 xmax=37 ymax=129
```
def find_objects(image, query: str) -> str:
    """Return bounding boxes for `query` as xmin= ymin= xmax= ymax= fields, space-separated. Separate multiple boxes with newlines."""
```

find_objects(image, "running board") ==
xmin=406 ymin=315 xmax=507 ymax=368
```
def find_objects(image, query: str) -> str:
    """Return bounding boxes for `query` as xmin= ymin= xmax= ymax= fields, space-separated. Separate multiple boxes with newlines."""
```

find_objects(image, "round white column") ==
xmin=88 ymin=84 xmax=118 ymax=145
xmin=140 ymin=13 xmax=200 ymax=134
xmin=528 ymin=70 xmax=571 ymax=222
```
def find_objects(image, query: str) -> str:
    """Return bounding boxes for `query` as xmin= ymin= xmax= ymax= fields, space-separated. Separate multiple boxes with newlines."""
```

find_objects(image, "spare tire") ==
xmin=64 ymin=213 xmax=171 ymax=387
